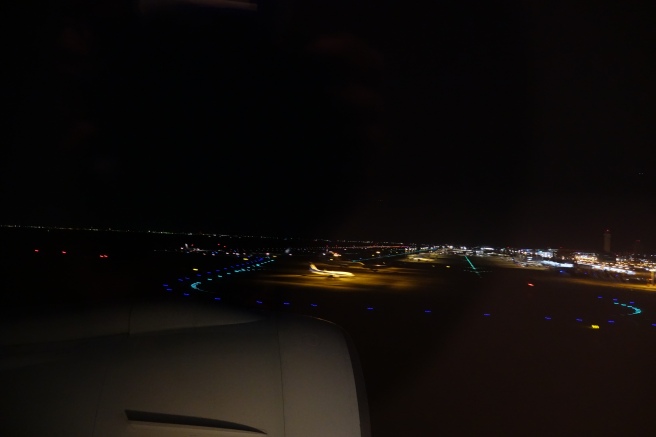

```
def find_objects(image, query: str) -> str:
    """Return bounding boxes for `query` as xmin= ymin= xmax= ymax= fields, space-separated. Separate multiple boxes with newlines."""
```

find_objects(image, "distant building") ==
xmin=554 ymin=248 xmax=576 ymax=262
xmin=597 ymin=251 xmax=617 ymax=263
xmin=603 ymin=229 xmax=611 ymax=253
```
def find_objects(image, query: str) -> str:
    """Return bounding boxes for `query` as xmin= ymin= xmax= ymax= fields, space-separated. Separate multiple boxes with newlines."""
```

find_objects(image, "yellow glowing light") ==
xmin=192 ymin=268 xmax=198 ymax=271
xmin=243 ymin=258 xmax=249 ymax=260
xmin=446 ymin=266 xmax=451 ymax=268
xmin=591 ymin=325 xmax=600 ymax=329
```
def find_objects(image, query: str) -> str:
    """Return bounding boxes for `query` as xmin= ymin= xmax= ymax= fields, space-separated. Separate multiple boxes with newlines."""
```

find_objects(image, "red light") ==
xmin=61 ymin=251 xmax=67 ymax=254
xmin=528 ymin=283 xmax=534 ymax=287
xmin=34 ymin=249 xmax=39 ymax=253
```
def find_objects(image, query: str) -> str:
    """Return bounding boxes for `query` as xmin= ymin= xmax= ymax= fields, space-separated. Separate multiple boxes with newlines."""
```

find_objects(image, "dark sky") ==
xmin=3 ymin=0 xmax=655 ymax=251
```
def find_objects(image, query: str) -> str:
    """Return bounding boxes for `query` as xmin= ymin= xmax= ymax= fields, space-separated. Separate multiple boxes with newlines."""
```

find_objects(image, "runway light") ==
xmin=528 ymin=283 xmax=535 ymax=287
xmin=192 ymin=268 xmax=198 ymax=271
xmin=591 ymin=325 xmax=600 ymax=329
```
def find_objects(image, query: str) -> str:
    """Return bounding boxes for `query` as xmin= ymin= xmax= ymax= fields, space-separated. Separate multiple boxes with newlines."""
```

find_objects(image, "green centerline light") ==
xmin=463 ymin=256 xmax=482 ymax=278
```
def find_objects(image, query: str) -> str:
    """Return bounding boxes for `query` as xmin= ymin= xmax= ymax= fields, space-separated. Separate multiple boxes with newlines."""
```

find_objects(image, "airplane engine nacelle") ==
xmin=0 ymin=300 xmax=370 ymax=437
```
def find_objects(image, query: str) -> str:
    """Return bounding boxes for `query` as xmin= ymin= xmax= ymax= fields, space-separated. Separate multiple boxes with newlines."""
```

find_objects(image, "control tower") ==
xmin=603 ymin=229 xmax=611 ymax=253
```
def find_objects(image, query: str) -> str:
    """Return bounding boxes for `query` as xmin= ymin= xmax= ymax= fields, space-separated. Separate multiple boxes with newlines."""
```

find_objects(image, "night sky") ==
xmin=3 ymin=0 xmax=655 ymax=251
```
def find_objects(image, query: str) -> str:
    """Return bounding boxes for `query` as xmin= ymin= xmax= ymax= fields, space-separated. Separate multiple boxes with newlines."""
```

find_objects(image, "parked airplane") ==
xmin=309 ymin=263 xmax=355 ymax=277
